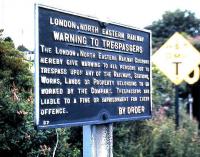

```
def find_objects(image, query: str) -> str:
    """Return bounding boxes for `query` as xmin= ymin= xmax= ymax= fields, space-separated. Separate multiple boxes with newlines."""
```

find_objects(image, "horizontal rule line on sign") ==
xmin=78 ymin=30 xmax=126 ymax=41
xmin=67 ymin=43 xmax=137 ymax=55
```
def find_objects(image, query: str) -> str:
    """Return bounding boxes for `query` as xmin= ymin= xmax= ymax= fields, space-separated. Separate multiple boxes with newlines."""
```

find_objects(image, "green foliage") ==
xmin=152 ymin=65 xmax=174 ymax=109
xmin=17 ymin=45 xmax=29 ymax=52
xmin=0 ymin=32 xmax=81 ymax=157
xmin=146 ymin=10 xmax=200 ymax=48
xmin=0 ymin=38 xmax=32 ymax=89
xmin=113 ymin=111 xmax=200 ymax=157
xmin=113 ymin=121 xmax=154 ymax=157
xmin=150 ymin=112 xmax=200 ymax=157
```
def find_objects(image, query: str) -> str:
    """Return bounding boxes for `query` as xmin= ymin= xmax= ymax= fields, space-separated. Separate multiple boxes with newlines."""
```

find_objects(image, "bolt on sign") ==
xmin=34 ymin=4 xmax=152 ymax=129
xmin=152 ymin=32 xmax=200 ymax=85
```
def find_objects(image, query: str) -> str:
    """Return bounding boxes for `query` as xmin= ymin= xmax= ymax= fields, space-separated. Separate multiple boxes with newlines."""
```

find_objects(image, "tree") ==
xmin=17 ymin=44 xmax=29 ymax=52
xmin=0 ymin=31 xmax=81 ymax=157
xmin=146 ymin=10 xmax=200 ymax=48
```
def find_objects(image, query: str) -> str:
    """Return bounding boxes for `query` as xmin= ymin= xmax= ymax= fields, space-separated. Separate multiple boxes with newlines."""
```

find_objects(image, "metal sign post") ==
xmin=83 ymin=124 xmax=113 ymax=157
xmin=188 ymin=94 xmax=193 ymax=120
xmin=175 ymin=85 xmax=179 ymax=129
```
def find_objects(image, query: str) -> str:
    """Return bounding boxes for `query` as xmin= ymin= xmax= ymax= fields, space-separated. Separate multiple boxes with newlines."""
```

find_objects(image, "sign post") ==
xmin=35 ymin=4 xmax=151 ymax=155
xmin=188 ymin=94 xmax=193 ymax=120
xmin=175 ymin=85 xmax=179 ymax=129
xmin=83 ymin=124 xmax=113 ymax=157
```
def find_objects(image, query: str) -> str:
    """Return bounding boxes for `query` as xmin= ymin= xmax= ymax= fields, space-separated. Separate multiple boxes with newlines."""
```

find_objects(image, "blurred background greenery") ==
xmin=0 ymin=9 xmax=200 ymax=157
